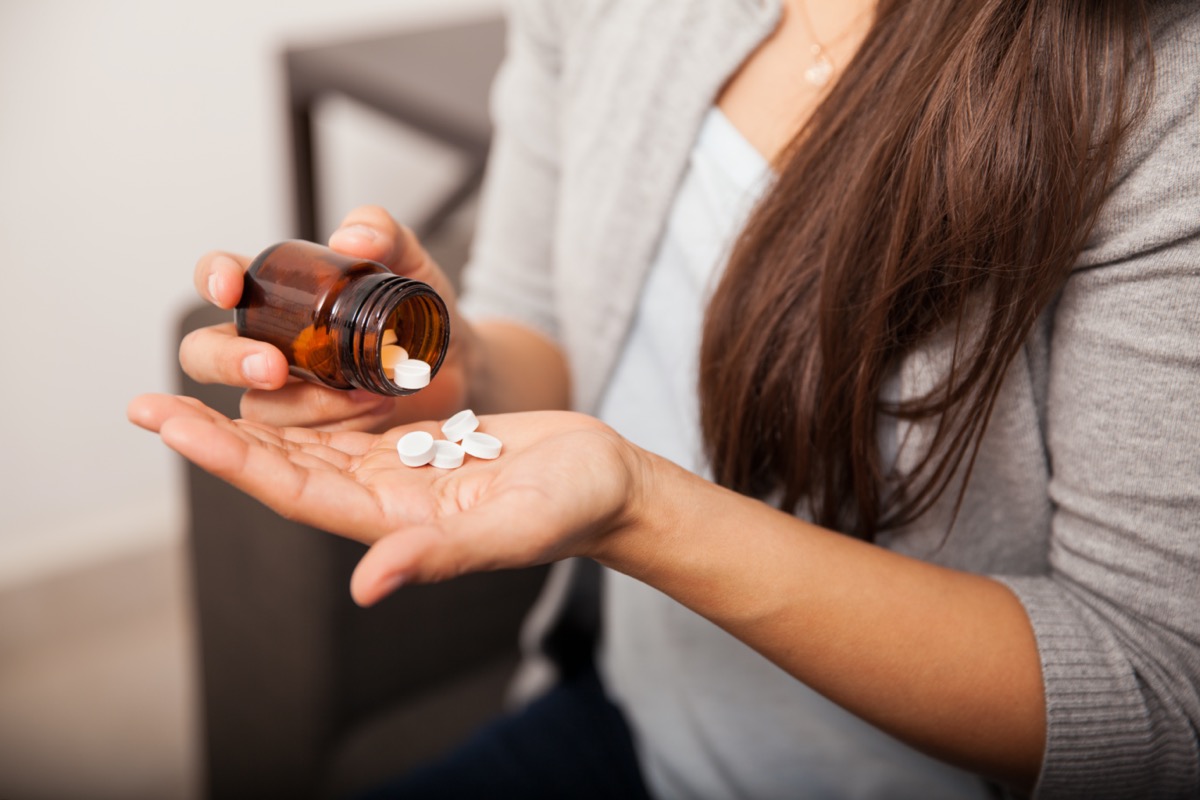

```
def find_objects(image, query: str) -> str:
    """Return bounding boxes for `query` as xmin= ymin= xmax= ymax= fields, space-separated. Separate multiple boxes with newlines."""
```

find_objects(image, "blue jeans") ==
xmin=357 ymin=666 xmax=653 ymax=799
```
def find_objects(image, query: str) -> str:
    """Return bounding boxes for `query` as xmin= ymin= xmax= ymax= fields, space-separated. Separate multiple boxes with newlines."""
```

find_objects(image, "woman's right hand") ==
xmin=181 ymin=205 xmax=478 ymax=432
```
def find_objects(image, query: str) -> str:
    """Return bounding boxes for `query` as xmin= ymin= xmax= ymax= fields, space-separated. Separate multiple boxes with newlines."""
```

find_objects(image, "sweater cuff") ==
xmin=995 ymin=575 xmax=1155 ymax=799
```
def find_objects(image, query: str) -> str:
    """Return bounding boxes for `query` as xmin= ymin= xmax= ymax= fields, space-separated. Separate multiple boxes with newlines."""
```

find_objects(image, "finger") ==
xmin=285 ymin=448 xmax=353 ymax=474
xmin=158 ymin=415 xmax=388 ymax=541
xmin=240 ymin=381 xmax=397 ymax=429
xmin=217 ymin=418 xmax=394 ymax=478
xmin=127 ymin=393 xmax=228 ymax=433
xmin=328 ymin=205 xmax=430 ymax=280
xmin=350 ymin=488 xmax=560 ymax=606
xmin=237 ymin=420 xmax=381 ymax=464
xmin=179 ymin=322 xmax=290 ymax=390
xmin=350 ymin=526 xmax=439 ymax=606
xmin=133 ymin=393 xmax=375 ymax=469
xmin=193 ymin=251 xmax=251 ymax=309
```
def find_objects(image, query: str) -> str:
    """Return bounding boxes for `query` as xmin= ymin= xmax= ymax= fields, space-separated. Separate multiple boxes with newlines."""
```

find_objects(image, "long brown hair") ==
xmin=699 ymin=0 xmax=1151 ymax=538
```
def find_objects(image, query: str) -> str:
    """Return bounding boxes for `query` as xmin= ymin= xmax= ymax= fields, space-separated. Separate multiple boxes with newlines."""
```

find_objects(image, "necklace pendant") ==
xmin=805 ymin=53 xmax=834 ymax=87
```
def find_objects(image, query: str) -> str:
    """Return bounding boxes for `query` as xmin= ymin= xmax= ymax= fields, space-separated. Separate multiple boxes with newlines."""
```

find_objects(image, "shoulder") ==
xmin=1148 ymin=0 xmax=1200 ymax=47
xmin=1123 ymin=1 xmax=1198 ymax=172
xmin=1144 ymin=1 xmax=1200 ymax=125
xmin=1075 ymin=3 xmax=1199 ymax=274
xmin=505 ymin=0 xmax=772 ymax=62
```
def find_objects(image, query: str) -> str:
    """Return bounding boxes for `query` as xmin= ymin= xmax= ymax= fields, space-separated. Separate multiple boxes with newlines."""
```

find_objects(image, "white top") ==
xmin=596 ymin=106 xmax=768 ymax=475
xmin=596 ymin=107 xmax=990 ymax=799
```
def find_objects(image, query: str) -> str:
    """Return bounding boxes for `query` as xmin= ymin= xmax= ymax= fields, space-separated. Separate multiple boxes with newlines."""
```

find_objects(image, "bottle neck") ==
xmin=331 ymin=273 xmax=449 ymax=395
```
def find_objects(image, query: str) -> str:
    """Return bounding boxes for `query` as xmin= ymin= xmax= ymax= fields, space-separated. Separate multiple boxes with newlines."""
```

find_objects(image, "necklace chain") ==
xmin=804 ymin=45 xmax=834 ymax=87
xmin=795 ymin=0 xmax=869 ymax=88
xmin=796 ymin=0 xmax=833 ymax=86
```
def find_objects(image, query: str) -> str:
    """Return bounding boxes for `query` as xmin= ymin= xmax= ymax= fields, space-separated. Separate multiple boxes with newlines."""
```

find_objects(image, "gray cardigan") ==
xmin=459 ymin=1 xmax=1200 ymax=796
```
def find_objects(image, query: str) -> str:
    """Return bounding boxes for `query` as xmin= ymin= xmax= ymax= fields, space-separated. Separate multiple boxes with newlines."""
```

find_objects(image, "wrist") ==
xmin=586 ymin=437 xmax=677 ymax=573
xmin=459 ymin=321 xmax=492 ymax=411
xmin=467 ymin=320 xmax=571 ymax=413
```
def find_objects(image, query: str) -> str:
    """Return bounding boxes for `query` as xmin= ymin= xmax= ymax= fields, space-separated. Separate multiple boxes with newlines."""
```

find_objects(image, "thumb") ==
xmin=349 ymin=490 xmax=562 ymax=606
xmin=349 ymin=525 xmax=437 ymax=607
xmin=328 ymin=205 xmax=429 ymax=279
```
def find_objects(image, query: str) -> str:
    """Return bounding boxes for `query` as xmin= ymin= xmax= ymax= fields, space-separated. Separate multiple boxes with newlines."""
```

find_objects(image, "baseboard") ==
xmin=0 ymin=496 xmax=183 ymax=590
xmin=0 ymin=497 xmax=187 ymax=658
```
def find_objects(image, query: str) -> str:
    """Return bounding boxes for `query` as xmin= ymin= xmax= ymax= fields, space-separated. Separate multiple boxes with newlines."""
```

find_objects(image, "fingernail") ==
xmin=241 ymin=353 xmax=271 ymax=384
xmin=208 ymin=273 xmax=221 ymax=303
xmin=334 ymin=224 xmax=378 ymax=244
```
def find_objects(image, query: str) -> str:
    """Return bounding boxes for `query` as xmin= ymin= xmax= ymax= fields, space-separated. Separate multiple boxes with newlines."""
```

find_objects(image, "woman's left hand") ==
xmin=127 ymin=394 xmax=645 ymax=606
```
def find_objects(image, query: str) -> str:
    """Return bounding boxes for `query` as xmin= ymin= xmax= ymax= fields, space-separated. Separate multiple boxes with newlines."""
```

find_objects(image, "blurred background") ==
xmin=0 ymin=1 xmax=505 ymax=797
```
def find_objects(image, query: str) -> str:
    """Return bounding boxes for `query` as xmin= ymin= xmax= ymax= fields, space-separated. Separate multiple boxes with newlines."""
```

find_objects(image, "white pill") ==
xmin=396 ymin=431 xmax=436 ymax=467
xmin=380 ymin=344 xmax=409 ymax=370
xmin=441 ymin=409 xmax=480 ymax=442
xmin=461 ymin=431 xmax=502 ymax=460
xmin=392 ymin=358 xmax=431 ymax=390
xmin=430 ymin=439 xmax=465 ymax=469
xmin=382 ymin=329 xmax=398 ymax=346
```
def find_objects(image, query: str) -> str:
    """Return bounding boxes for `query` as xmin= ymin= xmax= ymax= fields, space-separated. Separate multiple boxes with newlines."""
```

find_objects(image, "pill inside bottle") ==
xmin=234 ymin=240 xmax=450 ymax=395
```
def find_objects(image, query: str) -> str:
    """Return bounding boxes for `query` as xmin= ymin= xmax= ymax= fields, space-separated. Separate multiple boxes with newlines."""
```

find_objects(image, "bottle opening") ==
xmin=348 ymin=275 xmax=450 ymax=395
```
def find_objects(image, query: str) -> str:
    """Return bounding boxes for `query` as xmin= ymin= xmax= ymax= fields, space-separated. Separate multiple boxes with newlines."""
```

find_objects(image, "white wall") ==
xmin=0 ymin=0 xmax=501 ymax=584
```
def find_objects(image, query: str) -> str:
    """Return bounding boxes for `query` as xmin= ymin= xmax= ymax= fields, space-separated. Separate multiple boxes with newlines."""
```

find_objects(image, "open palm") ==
xmin=127 ymin=394 xmax=640 ymax=604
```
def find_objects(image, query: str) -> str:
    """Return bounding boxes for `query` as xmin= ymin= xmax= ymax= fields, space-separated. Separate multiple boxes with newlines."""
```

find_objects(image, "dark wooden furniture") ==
xmin=284 ymin=15 xmax=505 ymax=242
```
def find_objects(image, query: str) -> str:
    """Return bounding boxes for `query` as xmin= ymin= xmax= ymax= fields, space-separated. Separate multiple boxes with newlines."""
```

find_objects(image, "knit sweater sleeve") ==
xmin=457 ymin=0 xmax=564 ymax=341
xmin=998 ymin=8 xmax=1200 ymax=797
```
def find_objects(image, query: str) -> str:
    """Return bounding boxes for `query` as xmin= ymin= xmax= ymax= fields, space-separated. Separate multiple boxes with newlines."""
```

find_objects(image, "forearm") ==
xmin=466 ymin=318 xmax=571 ymax=414
xmin=597 ymin=449 xmax=1046 ymax=791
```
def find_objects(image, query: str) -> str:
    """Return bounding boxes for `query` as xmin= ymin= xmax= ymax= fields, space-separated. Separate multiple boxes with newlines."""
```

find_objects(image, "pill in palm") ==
xmin=397 ymin=409 xmax=503 ymax=469
xmin=396 ymin=431 xmax=436 ymax=467
xmin=461 ymin=431 xmax=502 ymax=460
xmin=431 ymin=439 xmax=465 ymax=469
xmin=441 ymin=409 xmax=480 ymax=442
xmin=392 ymin=358 xmax=431 ymax=390
xmin=380 ymin=344 xmax=409 ymax=371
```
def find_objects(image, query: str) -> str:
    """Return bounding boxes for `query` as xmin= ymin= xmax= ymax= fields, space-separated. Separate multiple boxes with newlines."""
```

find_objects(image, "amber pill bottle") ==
xmin=234 ymin=240 xmax=450 ymax=395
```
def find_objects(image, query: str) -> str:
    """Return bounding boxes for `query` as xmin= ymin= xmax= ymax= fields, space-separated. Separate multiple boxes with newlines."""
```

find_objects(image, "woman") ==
xmin=130 ymin=0 xmax=1200 ymax=796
